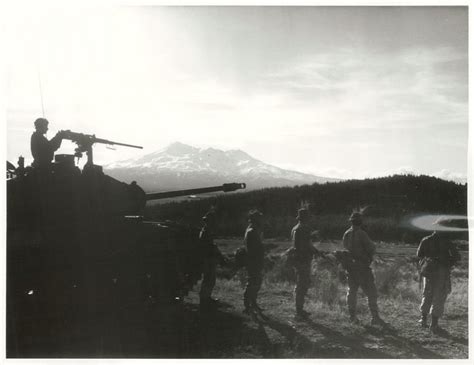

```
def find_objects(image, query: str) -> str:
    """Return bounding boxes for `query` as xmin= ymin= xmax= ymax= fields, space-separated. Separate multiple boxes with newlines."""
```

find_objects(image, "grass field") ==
xmin=7 ymin=237 xmax=467 ymax=358
xmin=183 ymin=238 xmax=469 ymax=358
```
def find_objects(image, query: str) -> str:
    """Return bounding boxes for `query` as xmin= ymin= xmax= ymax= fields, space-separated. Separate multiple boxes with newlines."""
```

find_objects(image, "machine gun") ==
xmin=61 ymin=130 xmax=143 ymax=165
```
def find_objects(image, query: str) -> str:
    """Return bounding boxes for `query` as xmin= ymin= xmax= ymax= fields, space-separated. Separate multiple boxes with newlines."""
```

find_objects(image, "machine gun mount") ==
xmin=62 ymin=130 xmax=143 ymax=165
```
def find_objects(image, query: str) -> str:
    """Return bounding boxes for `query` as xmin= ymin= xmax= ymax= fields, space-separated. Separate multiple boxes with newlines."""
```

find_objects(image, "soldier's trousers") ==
xmin=347 ymin=265 xmax=379 ymax=317
xmin=294 ymin=260 xmax=312 ymax=311
xmin=199 ymin=258 xmax=217 ymax=300
xmin=244 ymin=267 xmax=263 ymax=308
xmin=420 ymin=265 xmax=451 ymax=318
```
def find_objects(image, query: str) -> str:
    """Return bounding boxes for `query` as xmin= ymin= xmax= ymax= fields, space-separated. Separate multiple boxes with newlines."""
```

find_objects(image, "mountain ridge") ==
xmin=104 ymin=142 xmax=338 ymax=191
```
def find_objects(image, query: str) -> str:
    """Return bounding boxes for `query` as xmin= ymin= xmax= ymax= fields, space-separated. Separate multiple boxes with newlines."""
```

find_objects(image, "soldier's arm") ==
xmin=360 ymin=231 xmax=376 ymax=259
xmin=363 ymin=231 xmax=376 ymax=256
xmin=31 ymin=134 xmax=51 ymax=163
xmin=199 ymin=229 xmax=212 ymax=245
xmin=30 ymin=135 xmax=39 ymax=160
xmin=293 ymin=228 xmax=303 ymax=251
xmin=417 ymin=239 xmax=426 ymax=258
xmin=49 ymin=132 xmax=64 ymax=151
xmin=245 ymin=229 xmax=257 ymax=254
xmin=342 ymin=231 xmax=350 ymax=250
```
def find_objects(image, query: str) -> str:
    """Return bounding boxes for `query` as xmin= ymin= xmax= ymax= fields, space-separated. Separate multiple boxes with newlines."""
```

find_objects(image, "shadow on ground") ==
xmin=248 ymin=314 xmax=391 ymax=358
xmin=7 ymin=296 xmax=467 ymax=358
xmin=363 ymin=323 xmax=444 ymax=359
xmin=8 ymin=295 xmax=270 ymax=358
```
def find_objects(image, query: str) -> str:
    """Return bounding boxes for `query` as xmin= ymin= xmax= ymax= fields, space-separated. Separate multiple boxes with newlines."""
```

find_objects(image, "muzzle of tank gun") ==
xmin=145 ymin=182 xmax=247 ymax=201
xmin=222 ymin=183 xmax=246 ymax=192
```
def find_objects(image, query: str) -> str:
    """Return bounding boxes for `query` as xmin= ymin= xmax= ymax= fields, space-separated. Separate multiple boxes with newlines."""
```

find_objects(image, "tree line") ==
xmin=146 ymin=175 xmax=467 ymax=243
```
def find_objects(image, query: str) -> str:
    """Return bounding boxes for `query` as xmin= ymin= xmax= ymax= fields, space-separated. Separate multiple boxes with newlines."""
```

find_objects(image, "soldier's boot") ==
xmin=418 ymin=313 xmax=428 ymax=328
xmin=430 ymin=316 xmax=443 ymax=334
xmin=295 ymin=295 xmax=309 ymax=320
xmin=295 ymin=298 xmax=310 ymax=319
xmin=252 ymin=300 xmax=264 ymax=312
xmin=349 ymin=309 xmax=359 ymax=324
xmin=370 ymin=310 xmax=386 ymax=326
xmin=295 ymin=310 xmax=310 ymax=321
xmin=371 ymin=315 xmax=386 ymax=326
xmin=243 ymin=297 xmax=252 ymax=314
xmin=200 ymin=296 xmax=219 ymax=309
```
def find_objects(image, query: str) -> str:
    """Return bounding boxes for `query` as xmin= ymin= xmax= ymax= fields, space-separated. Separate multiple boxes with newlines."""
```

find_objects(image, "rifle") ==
xmin=61 ymin=130 xmax=143 ymax=165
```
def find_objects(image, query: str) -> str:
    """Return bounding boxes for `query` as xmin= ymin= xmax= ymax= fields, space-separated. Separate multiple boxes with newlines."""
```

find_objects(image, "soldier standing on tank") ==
xmin=342 ymin=212 xmax=385 ymax=325
xmin=417 ymin=230 xmax=460 ymax=333
xmin=31 ymin=118 xmax=66 ymax=169
xmin=199 ymin=210 xmax=226 ymax=308
xmin=243 ymin=210 xmax=265 ymax=314
xmin=292 ymin=208 xmax=322 ymax=319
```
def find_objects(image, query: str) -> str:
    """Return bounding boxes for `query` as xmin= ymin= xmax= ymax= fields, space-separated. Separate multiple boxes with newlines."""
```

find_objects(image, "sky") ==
xmin=4 ymin=5 xmax=469 ymax=181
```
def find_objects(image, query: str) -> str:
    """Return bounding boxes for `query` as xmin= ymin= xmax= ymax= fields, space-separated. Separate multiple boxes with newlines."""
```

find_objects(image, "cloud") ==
xmin=384 ymin=166 xmax=418 ymax=176
xmin=5 ymin=8 xmax=468 ymax=179
xmin=259 ymin=46 xmax=467 ymax=134
xmin=313 ymin=167 xmax=354 ymax=180
xmin=274 ymin=163 xmax=354 ymax=179
xmin=433 ymin=169 xmax=467 ymax=184
xmin=362 ymin=167 xmax=467 ymax=184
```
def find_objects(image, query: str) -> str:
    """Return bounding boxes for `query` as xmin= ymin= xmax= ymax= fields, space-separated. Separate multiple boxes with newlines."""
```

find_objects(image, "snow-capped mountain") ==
xmin=104 ymin=142 xmax=338 ymax=192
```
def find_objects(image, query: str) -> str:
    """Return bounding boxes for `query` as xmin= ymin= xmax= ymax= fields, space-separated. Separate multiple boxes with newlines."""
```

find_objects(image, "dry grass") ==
xmin=201 ymin=239 xmax=469 ymax=358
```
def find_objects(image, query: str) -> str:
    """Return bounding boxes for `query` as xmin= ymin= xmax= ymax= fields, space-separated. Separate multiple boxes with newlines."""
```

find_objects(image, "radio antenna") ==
xmin=37 ymin=67 xmax=45 ymax=117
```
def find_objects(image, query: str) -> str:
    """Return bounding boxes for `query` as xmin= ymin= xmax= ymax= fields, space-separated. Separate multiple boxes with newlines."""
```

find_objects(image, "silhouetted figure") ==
xmin=31 ymin=118 xmax=65 ymax=168
xmin=243 ymin=210 xmax=264 ymax=314
xmin=417 ymin=230 xmax=460 ymax=333
xmin=291 ymin=208 xmax=321 ymax=320
xmin=198 ymin=210 xmax=226 ymax=308
xmin=342 ymin=211 xmax=385 ymax=326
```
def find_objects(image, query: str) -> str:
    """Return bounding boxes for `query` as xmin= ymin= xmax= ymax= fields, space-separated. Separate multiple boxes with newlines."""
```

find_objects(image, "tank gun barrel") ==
xmin=146 ymin=183 xmax=246 ymax=201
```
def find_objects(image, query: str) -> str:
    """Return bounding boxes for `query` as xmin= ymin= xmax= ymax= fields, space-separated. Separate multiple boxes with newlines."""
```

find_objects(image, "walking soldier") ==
xmin=342 ymin=212 xmax=385 ymax=325
xmin=417 ymin=230 xmax=460 ymax=333
xmin=291 ymin=208 xmax=321 ymax=319
xmin=198 ymin=210 xmax=225 ymax=308
xmin=243 ymin=210 xmax=265 ymax=314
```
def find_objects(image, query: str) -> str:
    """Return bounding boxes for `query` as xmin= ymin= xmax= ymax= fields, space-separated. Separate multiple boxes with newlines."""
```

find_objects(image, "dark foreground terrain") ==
xmin=7 ymin=240 xmax=468 ymax=359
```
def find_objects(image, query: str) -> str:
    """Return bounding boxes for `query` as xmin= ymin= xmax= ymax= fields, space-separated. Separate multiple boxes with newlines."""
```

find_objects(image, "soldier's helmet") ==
xmin=296 ymin=208 xmax=310 ymax=221
xmin=349 ymin=211 xmax=363 ymax=225
xmin=34 ymin=118 xmax=48 ymax=128
xmin=248 ymin=209 xmax=263 ymax=223
xmin=202 ymin=210 xmax=217 ymax=223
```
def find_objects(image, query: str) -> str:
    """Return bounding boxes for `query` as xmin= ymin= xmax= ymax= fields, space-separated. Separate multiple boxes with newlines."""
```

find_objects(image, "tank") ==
xmin=6 ymin=132 xmax=246 ymax=357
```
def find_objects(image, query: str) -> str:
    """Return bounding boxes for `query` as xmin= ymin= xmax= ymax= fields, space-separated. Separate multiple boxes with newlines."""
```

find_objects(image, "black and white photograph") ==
xmin=3 ymin=2 xmax=471 ymax=360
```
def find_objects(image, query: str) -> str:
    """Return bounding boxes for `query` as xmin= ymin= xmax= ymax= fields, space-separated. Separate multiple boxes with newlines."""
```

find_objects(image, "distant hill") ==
xmin=146 ymin=174 xmax=468 ymax=242
xmin=104 ymin=142 xmax=338 ymax=191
